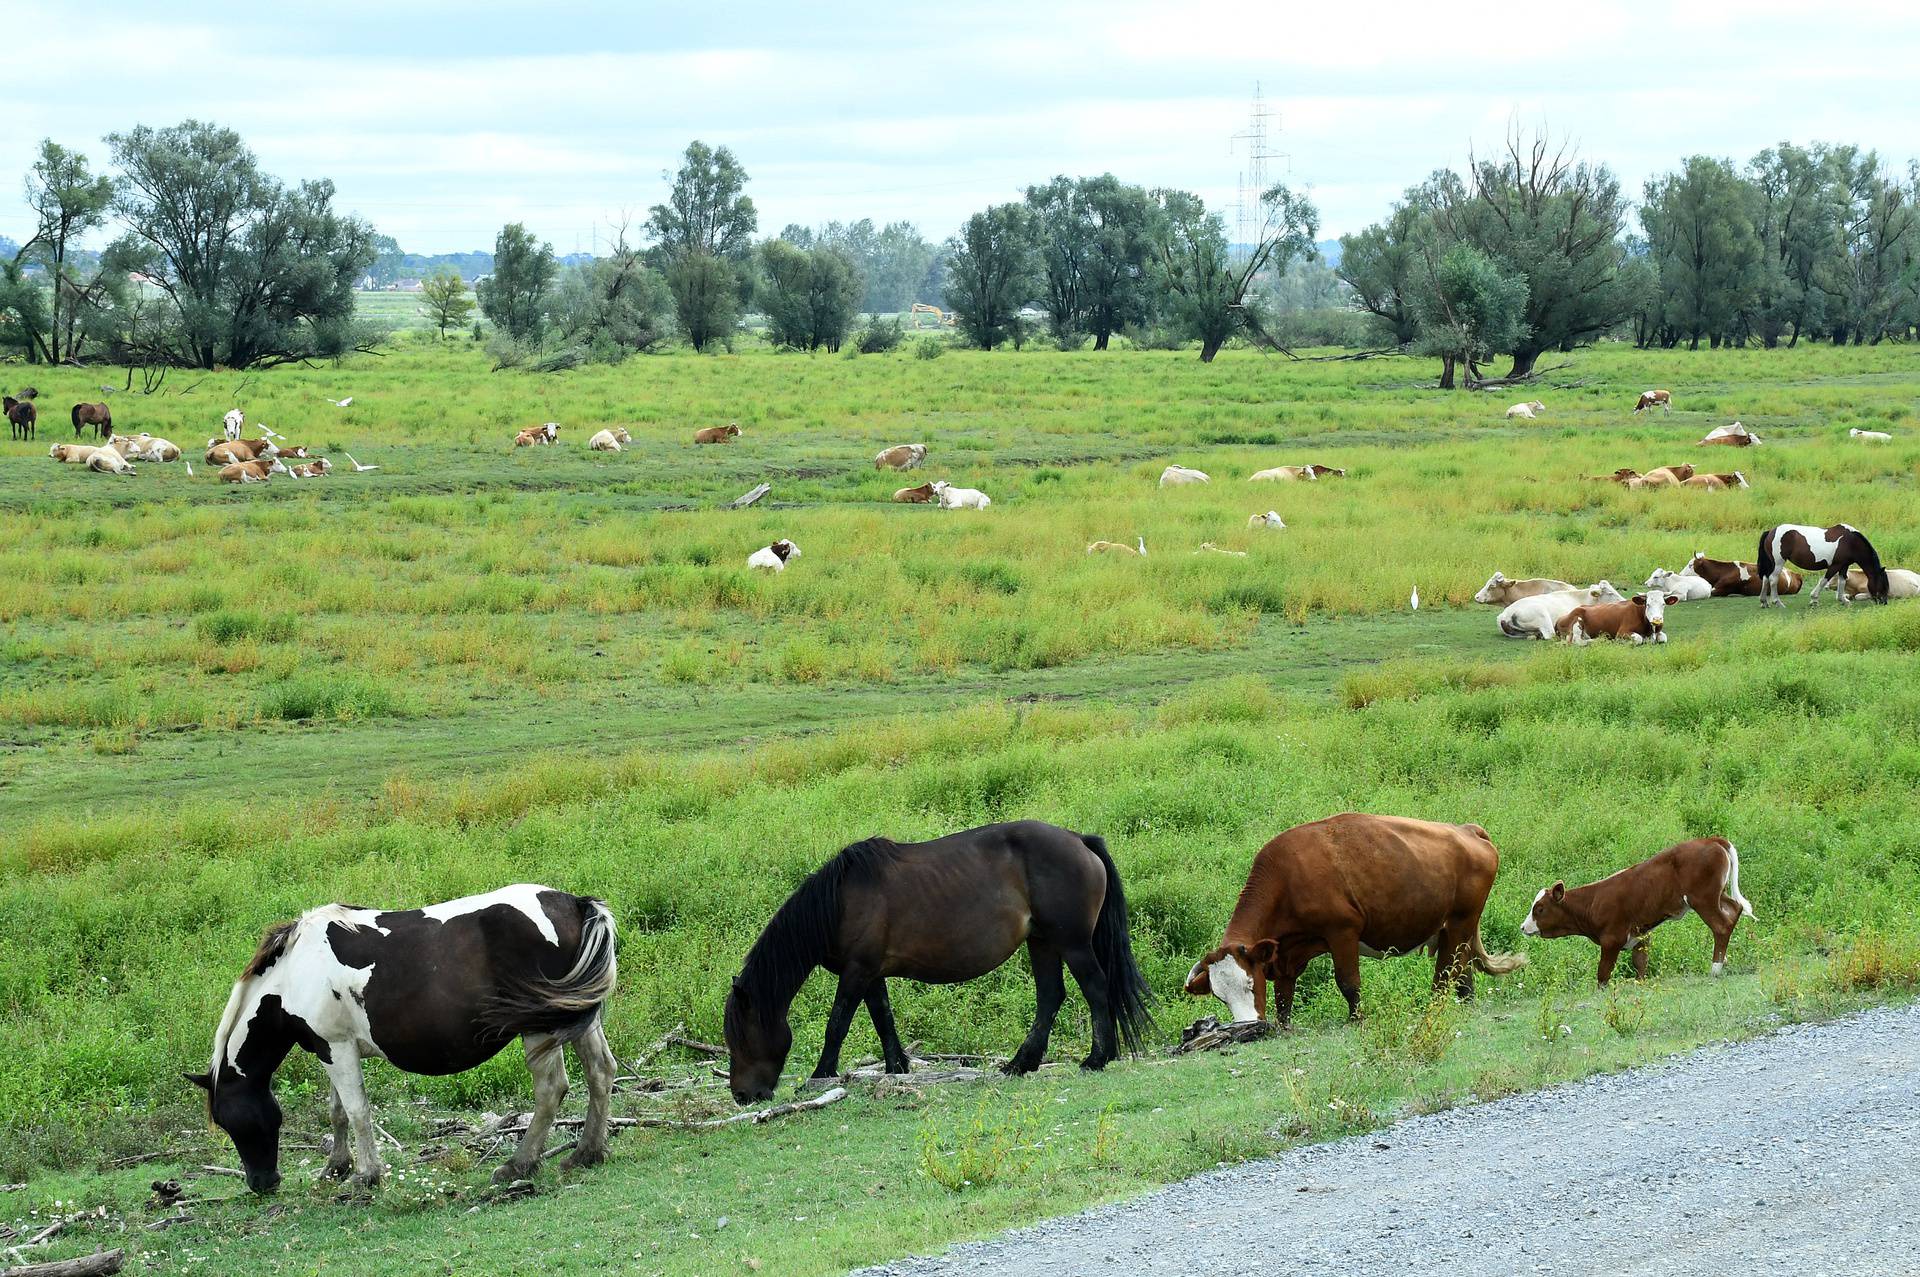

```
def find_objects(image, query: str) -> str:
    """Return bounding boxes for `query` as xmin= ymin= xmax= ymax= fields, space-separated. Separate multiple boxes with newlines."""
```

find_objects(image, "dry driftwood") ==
xmin=0 ymin=1249 xmax=124 ymax=1277
xmin=665 ymin=1031 xmax=727 ymax=1058
xmin=728 ymin=483 xmax=771 ymax=509
xmin=1170 ymin=1016 xmax=1278 ymax=1055
xmin=495 ymin=1086 xmax=848 ymax=1138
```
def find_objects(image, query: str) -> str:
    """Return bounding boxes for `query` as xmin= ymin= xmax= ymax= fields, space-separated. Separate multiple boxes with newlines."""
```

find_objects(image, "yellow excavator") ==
xmin=907 ymin=302 xmax=956 ymax=329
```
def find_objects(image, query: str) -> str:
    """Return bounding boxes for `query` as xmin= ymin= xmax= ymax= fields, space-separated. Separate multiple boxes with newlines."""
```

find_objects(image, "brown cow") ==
xmin=695 ymin=423 xmax=741 ymax=445
xmin=286 ymin=458 xmax=332 ymax=478
xmin=1638 ymin=464 xmax=1695 ymax=485
xmin=1681 ymin=471 xmax=1748 ymax=490
xmin=1184 ymin=813 xmax=1524 ymax=1025
xmin=1688 ymin=552 xmax=1800 ymax=598
xmin=1633 ymin=389 xmax=1672 ymax=413
xmin=875 ymin=443 xmax=927 ymax=470
xmin=220 ymin=457 xmax=288 ymax=484
xmin=207 ymin=438 xmax=277 ymax=464
xmin=1522 ymin=837 xmax=1753 ymax=984
xmin=1555 ymin=592 xmax=1677 ymax=645
xmin=1590 ymin=467 xmax=1641 ymax=484
xmin=1698 ymin=422 xmax=1760 ymax=447
xmin=892 ymin=481 xmax=936 ymax=503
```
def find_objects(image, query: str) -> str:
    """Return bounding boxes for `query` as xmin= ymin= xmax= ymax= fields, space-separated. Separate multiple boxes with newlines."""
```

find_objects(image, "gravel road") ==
xmin=858 ymin=1001 xmax=1920 ymax=1276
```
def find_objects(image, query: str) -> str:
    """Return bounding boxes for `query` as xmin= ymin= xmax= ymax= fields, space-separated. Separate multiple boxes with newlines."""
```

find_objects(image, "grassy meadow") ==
xmin=4 ymin=336 xmax=1920 ymax=1273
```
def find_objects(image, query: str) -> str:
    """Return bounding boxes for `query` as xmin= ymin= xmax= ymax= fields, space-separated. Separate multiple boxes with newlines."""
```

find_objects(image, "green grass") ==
xmin=5 ymin=337 xmax=1920 ymax=1273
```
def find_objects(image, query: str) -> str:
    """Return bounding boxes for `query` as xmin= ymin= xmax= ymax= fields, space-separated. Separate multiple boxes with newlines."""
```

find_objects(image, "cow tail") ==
xmin=1498 ymin=614 xmax=1530 ymax=639
xmin=1083 ymin=834 xmax=1155 ymax=1056
xmin=485 ymin=898 xmax=618 ymax=1049
xmin=1470 ymin=927 xmax=1528 ymax=975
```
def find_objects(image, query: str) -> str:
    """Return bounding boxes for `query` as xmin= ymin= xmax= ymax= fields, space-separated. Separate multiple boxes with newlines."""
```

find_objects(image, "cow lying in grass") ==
xmin=1681 ymin=471 xmax=1747 ymax=490
xmin=1521 ymin=837 xmax=1753 ymax=984
xmin=747 ymin=539 xmax=800 ymax=571
xmin=892 ymin=482 xmax=936 ymax=503
xmin=1688 ymin=552 xmax=1800 ymax=598
xmin=1496 ymin=582 xmax=1624 ymax=640
xmin=1626 ymin=464 xmax=1694 ymax=488
xmin=208 ymin=438 xmax=279 ymax=464
xmin=1505 ymin=400 xmax=1546 ymax=419
xmin=221 ymin=457 xmax=290 ymax=483
xmin=588 ymin=428 xmax=631 ymax=452
xmin=1474 ymin=572 xmax=1575 ymax=606
xmin=694 ymin=423 xmax=741 ymax=444
xmin=1844 ymin=566 xmax=1920 ymax=600
xmin=932 ymin=481 xmax=990 ymax=509
xmin=515 ymin=423 xmax=559 ymax=447
xmin=1643 ymin=566 xmax=1712 ymax=602
xmin=1555 ymin=592 xmax=1677 ymax=645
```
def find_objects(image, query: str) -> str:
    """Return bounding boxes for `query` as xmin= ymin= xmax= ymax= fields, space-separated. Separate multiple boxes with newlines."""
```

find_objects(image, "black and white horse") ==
xmin=187 ymin=885 xmax=618 ymax=1193
xmin=1757 ymin=523 xmax=1890 ymax=607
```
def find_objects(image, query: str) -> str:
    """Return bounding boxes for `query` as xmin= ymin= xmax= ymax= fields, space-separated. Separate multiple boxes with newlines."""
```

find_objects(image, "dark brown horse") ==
xmin=5 ymin=396 xmax=34 ymax=442
xmin=71 ymin=402 xmax=111 ymax=440
xmin=1758 ymin=522 xmax=1889 ymax=605
xmin=723 ymin=820 xmax=1152 ymax=1104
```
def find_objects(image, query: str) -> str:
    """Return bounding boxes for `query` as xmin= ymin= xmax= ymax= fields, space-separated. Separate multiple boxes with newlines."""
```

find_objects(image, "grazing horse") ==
xmin=188 ymin=885 xmax=618 ymax=1193
xmin=1758 ymin=523 xmax=1889 ymax=606
xmin=722 ymin=820 xmax=1152 ymax=1104
xmin=71 ymin=402 xmax=112 ymax=439
xmin=5 ymin=396 xmax=35 ymax=442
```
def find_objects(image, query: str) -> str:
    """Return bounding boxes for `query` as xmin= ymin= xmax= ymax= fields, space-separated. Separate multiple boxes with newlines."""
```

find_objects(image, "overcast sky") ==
xmin=5 ymin=0 xmax=1919 ymax=256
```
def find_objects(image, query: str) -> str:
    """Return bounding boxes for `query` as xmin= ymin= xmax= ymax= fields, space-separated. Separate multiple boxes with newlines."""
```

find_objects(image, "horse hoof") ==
xmin=1078 ymin=1056 xmax=1110 ymax=1072
xmin=320 ymin=1162 xmax=352 ymax=1182
xmin=1001 ymin=1056 xmax=1038 ymax=1076
xmin=491 ymin=1162 xmax=533 ymax=1186
xmin=562 ymin=1148 xmax=605 ymax=1172
xmin=348 ymin=1172 xmax=381 ymax=1191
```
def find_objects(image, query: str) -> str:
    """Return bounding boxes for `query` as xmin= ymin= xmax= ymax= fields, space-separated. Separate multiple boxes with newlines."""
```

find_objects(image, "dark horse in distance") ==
xmin=71 ymin=401 xmax=112 ymax=439
xmin=723 ymin=820 xmax=1153 ymax=1103
xmin=4 ymin=395 xmax=35 ymax=441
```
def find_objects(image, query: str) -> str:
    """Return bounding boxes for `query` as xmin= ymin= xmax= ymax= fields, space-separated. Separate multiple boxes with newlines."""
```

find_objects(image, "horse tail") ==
xmin=485 ymin=897 xmax=618 ymax=1048
xmin=1082 ymin=833 xmax=1155 ymax=1055
xmin=1755 ymin=527 xmax=1776 ymax=580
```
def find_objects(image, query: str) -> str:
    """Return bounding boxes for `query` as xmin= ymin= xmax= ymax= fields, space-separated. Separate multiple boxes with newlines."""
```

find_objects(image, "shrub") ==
xmin=913 ymin=336 xmax=944 ymax=360
xmin=857 ymin=316 xmax=905 ymax=354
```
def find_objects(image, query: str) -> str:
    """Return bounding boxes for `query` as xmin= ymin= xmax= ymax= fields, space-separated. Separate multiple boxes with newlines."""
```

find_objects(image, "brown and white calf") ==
xmin=287 ymin=458 xmax=333 ymax=478
xmin=694 ymin=423 xmax=741 ymax=445
xmin=892 ymin=481 xmax=936 ymax=503
xmin=1631 ymin=463 xmax=1695 ymax=487
xmin=1521 ymin=837 xmax=1754 ymax=984
xmin=1681 ymin=471 xmax=1747 ymax=490
xmin=1555 ymin=592 xmax=1678 ymax=645
xmin=875 ymin=443 xmax=927 ymax=470
xmin=1687 ymin=552 xmax=1800 ymax=598
xmin=1633 ymin=389 xmax=1672 ymax=414
xmin=220 ymin=457 xmax=289 ymax=484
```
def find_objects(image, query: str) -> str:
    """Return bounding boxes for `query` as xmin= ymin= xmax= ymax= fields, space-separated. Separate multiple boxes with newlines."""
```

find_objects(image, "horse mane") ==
xmin=244 ymin=921 xmax=296 ymax=978
xmin=731 ymin=837 xmax=902 ymax=1030
xmin=205 ymin=919 xmax=296 ymax=1105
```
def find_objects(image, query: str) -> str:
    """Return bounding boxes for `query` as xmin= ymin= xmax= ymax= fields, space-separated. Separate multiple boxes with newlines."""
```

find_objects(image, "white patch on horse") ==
xmin=1207 ymin=954 xmax=1258 ymax=1022
xmin=420 ymin=884 xmax=562 ymax=947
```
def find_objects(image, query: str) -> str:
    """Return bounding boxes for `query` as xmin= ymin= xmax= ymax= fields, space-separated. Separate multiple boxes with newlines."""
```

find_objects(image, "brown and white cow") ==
xmin=1590 ymin=468 xmax=1642 ymax=484
xmin=514 ymin=423 xmax=559 ymax=448
xmin=286 ymin=458 xmax=332 ymax=478
xmin=1698 ymin=422 xmax=1760 ymax=447
xmin=694 ymin=423 xmax=741 ymax=445
xmin=1184 ymin=813 xmax=1524 ymax=1025
xmin=1681 ymin=471 xmax=1747 ymax=490
xmin=1473 ymin=572 xmax=1576 ymax=606
xmin=207 ymin=438 xmax=278 ymax=465
xmin=49 ymin=443 xmax=100 ymax=465
xmin=220 ymin=457 xmax=289 ymax=484
xmin=892 ymin=482 xmax=936 ymax=503
xmin=1521 ymin=837 xmax=1753 ymax=984
xmin=875 ymin=444 xmax=928 ymax=471
xmin=1249 ymin=463 xmax=1344 ymax=482
xmin=1687 ymin=552 xmax=1800 ymax=598
xmin=1555 ymin=592 xmax=1678 ymax=645
xmin=1633 ymin=389 xmax=1672 ymax=414
xmin=1633 ymin=464 xmax=1695 ymax=487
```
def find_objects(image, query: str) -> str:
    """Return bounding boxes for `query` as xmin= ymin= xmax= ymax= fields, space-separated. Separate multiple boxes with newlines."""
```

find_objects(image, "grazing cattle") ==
xmin=1522 ymin=837 xmax=1753 ymax=984
xmin=1643 ymin=567 xmax=1713 ymax=603
xmin=874 ymin=444 xmax=928 ymax=471
xmin=1248 ymin=510 xmax=1286 ymax=530
xmin=1556 ymin=592 xmax=1678 ymax=645
xmin=932 ymin=481 xmax=990 ymax=509
xmin=222 ymin=409 xmax=245 ymax=441
xmin=190 ymin=885 xmax=616 ymax=1193
xmin=70 ymin=401 xmax=111 ymax=439
xmin=207 ymin=438 xmax=278 ymax=465
xmin=287 ymin=459 xmax=333 ymax=478
xmin=1845 ymin=567 xmax=1920 ymax=600
xmin=1849 ymin=427 xmax=1892 ymax=441
xmin=723 ymin=822 xmax=1150 ymax=1102
xmin=514 ymin=423 xmax=558 ymax=448
xmin=747 ymin=538 xmax=800 ymax=571
xmin=1682 ymin=471 xmax=1747 ymax=490
xmin=49 ymin=443 xmax=100 ymax=465
xmin=1758 ymin=523 xmax=1889 ymax=606
xmin=5 ymin=396 xmax=35 ymax=441
xmin=1249 ymin=464 xmax=1344 ymax=482
xmin=694 ymin=423 xmax=741 ymax=445
xmin=892 ymin=481 xmax=936 ymax=504
xmin=1086 ymin=537 xmax=1146 ymax=556
xmin=86 ymin=448 xmax=136 ymax=476
xmin=1160 ymin=465 xmax=1210 ymax=487
xmin=1474 ymin=572 xmax=1576 ymax=606
xmin=1633 ymin=389 xmax=1672 ymax=414
xmin=1496 ymin=582 xmax=1626 ymax=640
xmin=220 ymin=458 xmax=289 ymax=484
xmin=1687 ymin=552 xmax=1799 ymax=598
xmin=1505 ymin=400 xmax=1546 ymax=420
xmin=1698 ymin=422 xmax=1760 ymax=447
xmin=587 ymin=427 xmax=631 ymax=452
xmin=1184 ymin=813 xmax=1523 ymax=1025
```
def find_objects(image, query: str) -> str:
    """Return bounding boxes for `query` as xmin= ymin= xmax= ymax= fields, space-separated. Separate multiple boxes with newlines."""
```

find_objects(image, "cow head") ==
xmin=1632 ymin=593 xmax=1679 ymax=637
xmin=771 ymin=539 xmax=799 ymax=562
xmin=1473 ymin=572 xmax=1509 ymax=604
xmin=1587 ymin=580 xmax=1625 ymax=604
xmin=1520 ymin=882 xmax=1572 ymax=939
xmin=1183 ymin=940 xmax=1278 ymax=1023
xmin=266 ymin=457 xmax=290 ymax=476
xmin=1732 ymin=472 xmax=1748 ymax=488
xmin=1643 ymin=568 xmax=1684 ymax=592
xmin=930 ymin=481 xmax=950 ymax=495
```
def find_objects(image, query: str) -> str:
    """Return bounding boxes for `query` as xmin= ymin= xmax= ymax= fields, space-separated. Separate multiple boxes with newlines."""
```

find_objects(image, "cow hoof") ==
xmin=492 ymin=1161 xmax=534 ymax=1186
xmin=348 ymin=1170 xmax=382 ymax=1190
xmin=562 ymin=1147 xmax=605 ymax=1172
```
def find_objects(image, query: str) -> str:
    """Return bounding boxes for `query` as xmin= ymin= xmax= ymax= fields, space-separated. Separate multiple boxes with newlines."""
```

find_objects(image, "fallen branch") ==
xmin=1170 ymin=1016 xmax=1278 ymax=1055
xmin=666 ymin=1032 xmax=727 ymax=1058
xmin=0 ymin=1248 xmax=124 ymax=1277
xmin=628 ymin=1021 xmax=687 ymax=1070
xmin=728 ymin=483 xmax=771 ymax=510
xmin=1465 ymin=362 xmax=1573 ymax=390
xmin=195 ymin=1166 xmax=243 ymax=1179
xmin=502 ymin=1086 xmax=848 ymax=1137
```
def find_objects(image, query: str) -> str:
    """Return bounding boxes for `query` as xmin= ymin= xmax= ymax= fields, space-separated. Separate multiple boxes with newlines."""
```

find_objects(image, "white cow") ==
xmin=1505 ymin=400 xmax=1547 ymax=420
xmin=86 ymin=448 xmax=136 ymax=475
xmin=1844 ymin=567 xmax=1920 ymax=600
xmin=1497 ymin=581 xmax=1627 ymax=640
xmin=115 ymin=433 xmax=183 ymax=462
xmin=932 ymin=481 xmax=991 ymax=509
xmin=588 ymin=428 xmax=631 ymax=452
xmin=1247 ymin=511 xmax=1286 ymax=529
xmin=1643 ymin=566 xmax=1713 ymax=602
xmin=1159 ymin=465 xmax=1210 ymax=487
xmin=1473 ymin=572 xmax=1577 ymax=606
xmin=747 ymin=539 xmax=800 ymax=571
xmin=1850 ymin=428 xmax=1893 ymax=442
xmin=223 ymin=408 xmax=245 ymax=441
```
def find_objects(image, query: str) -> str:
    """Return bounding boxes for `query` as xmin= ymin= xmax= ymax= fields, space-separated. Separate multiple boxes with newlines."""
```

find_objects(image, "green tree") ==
xmin=943 ymin=203 xmax=1039 ymax=350
xmin=666 ymin=251 xmax=740 ymax=352
xmin=1641 ymin=156 xmax=1763 ymax=349
xmin=19 ymin=140 xmax=115 ymax=363
xmin=1826 ymin=149 xmax=1916 ymax=345
xmin=1337 ymin=185 xmax=1442 ymax=348
xmin=476 ymin=222 xmax=556 ymax=342
xmin=0 ymin=260 xmax=52 ymax=362
xmin=548 ymin=239 xmax=675 ymax=362
xmin=868 ymin=222 xmax=937 ymax=314
xmin=107 ymin=120 xmax=376 ymax=369
xmin=420 ymin=268 xmax=474 ymax=339
xmin=1026 ymin=176 xmax=1091 ymax=346
xmin=758 ymin=239 xmax=863 ymax=352
xmin=1411 ymin=243 xmax=1530 ymax=388
xmin=1077 ymin=176 xmax=1160 ymax=350
xmin=1747 ymin=142 xmax=1840 ymax=347
xmin=648 ymin=141 xmax=757 ymax=345
xmin=1153 ymin=183 xmax=1317 ymax=361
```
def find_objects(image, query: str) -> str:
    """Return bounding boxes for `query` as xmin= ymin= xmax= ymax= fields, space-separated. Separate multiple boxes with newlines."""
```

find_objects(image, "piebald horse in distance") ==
xmin=723 ymin=820 xmax=1152 ymax=1104
xmin=1757 ymin=523 xmax=1889 ymax=606
xmin=189 ymin=885 xmax=617 ymax=1193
